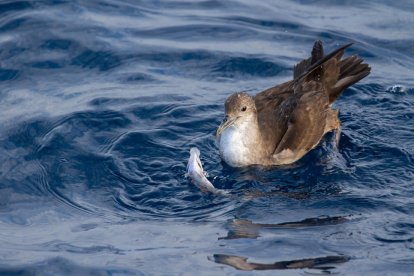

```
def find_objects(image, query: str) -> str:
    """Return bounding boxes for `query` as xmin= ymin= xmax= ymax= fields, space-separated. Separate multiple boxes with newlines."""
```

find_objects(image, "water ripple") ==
xmin=0 ymin=0 xmax=414 ymax=274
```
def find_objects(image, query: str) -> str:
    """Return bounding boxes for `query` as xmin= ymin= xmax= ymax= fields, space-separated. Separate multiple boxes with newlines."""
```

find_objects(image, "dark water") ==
xmin=0 ymin=0 xmax=413 ymax=274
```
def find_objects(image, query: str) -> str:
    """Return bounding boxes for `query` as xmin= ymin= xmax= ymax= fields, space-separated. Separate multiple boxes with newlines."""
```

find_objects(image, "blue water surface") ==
xmin=0 ymin=0 xmax=413 ymax=274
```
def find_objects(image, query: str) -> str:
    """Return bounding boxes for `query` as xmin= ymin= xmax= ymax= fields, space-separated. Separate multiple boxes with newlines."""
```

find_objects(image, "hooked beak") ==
xmin=216 ymin=115 xmax=239 ymax=138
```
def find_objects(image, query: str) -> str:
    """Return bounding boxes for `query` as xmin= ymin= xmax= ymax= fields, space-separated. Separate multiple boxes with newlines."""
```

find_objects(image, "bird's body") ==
xmin=216 ymin=41 xmax=371 ymax=167
xmin=218 ymin=114 xmax=261 ymax=167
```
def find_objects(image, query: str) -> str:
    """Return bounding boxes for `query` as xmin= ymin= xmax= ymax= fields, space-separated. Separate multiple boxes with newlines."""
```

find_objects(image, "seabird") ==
xmin=216 ymin=40 xmax=371 ymax=167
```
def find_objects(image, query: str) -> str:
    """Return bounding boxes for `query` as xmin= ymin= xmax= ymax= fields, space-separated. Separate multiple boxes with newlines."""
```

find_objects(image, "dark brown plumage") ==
xmin=216 ymin=40 xmax=371 ymax=167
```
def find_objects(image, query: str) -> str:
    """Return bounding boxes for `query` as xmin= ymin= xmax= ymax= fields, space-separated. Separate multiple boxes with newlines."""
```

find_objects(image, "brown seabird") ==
xmin=216 ymin=40 xmax=371 ymax=167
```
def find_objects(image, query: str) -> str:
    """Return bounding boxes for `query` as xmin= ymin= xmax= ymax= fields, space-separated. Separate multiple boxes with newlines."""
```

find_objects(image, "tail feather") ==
xmin=299 ymin=42 xmax=353 ymax=81
xmin=330 ymin=55 xmax=371 ymax=103
xmin=307 ymin=40 xmax=324 ymax=81
xmin=339 ymin=56 xmax=359 ymax=77
xmin=293 ymin=41 xmax=352 ymax=81
xmin=293 ymin=41 xmax=371 ymax=103
xmin=311 ymin=40 xmax=324 ymax=64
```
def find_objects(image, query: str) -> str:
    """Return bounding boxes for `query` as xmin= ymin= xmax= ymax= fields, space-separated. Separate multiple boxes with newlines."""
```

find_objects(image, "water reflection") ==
xmin=211 ymin=254 xmax=349 ymax=271
xmin=0 ymin=0 xmax=413 ymax=274
xmin=221 ymin=215 xmax=349 ymax=240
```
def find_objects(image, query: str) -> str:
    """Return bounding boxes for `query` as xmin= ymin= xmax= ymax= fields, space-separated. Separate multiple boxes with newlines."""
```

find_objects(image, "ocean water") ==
xmin=0 ymin=0 xmax=413 ymax=274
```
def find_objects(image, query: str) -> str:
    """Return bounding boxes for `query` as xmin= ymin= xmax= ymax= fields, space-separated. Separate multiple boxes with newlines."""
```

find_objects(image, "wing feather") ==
xmin=272 ymin=82 xmax=329 ymax=164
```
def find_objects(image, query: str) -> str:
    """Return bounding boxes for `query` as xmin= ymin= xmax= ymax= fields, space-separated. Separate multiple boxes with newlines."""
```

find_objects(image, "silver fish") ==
xmin=186 ymin=147 xmax=228 ymax=195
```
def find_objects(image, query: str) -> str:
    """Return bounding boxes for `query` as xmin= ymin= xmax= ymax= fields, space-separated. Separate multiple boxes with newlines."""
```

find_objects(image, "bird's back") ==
xmin=253 ymin=41 xmax=370 ymax=164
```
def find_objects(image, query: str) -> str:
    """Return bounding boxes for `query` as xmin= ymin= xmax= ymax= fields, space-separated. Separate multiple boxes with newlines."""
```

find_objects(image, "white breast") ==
xmin=218 ymin=123 xmax=252 ymax=167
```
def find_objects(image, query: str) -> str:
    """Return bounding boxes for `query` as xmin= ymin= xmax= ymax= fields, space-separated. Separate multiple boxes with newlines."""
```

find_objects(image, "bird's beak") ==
xmin=216 ymin=115 xmax=239 ymax=138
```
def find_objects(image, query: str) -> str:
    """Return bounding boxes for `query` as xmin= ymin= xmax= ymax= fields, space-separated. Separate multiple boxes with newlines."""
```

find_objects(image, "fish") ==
xmin=186 ymin=147 xmax=228 ymax=196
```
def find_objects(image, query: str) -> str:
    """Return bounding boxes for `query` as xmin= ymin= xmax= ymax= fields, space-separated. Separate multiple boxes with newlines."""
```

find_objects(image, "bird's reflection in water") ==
xmin=210 ymin=254 xmax=349 ymax=271
xmin=242 ymin=189 xmax=311 ymax=200
xmin=220 ymin=215 xmax=349 ymax=240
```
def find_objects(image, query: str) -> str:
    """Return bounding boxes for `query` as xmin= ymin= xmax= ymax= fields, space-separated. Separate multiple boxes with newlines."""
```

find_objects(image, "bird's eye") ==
xmin=241 ymin=106 xmax=247 ymax=112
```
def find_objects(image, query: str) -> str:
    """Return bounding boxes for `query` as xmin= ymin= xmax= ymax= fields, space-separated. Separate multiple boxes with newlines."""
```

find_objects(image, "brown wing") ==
xmin=271 ymin=81 xmax=329 ymax=164
xmin=254 ymin=81 xmax=295 ymax=155
xmin=253 ymin=41 xmax=367 ymax=164
xmin=253 ymin=40 xmax=329 ymax=156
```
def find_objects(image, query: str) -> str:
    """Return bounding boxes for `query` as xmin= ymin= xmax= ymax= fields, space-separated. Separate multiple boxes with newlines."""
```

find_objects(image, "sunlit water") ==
xmin=0 ymin=0 xmax=413 ymax=274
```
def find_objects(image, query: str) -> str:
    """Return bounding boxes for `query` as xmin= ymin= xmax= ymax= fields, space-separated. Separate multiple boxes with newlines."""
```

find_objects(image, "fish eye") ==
xmin=241 ymin=106 xmax=247 ymax=112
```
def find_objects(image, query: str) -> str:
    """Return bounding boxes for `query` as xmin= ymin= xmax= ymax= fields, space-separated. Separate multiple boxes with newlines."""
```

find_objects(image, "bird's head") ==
xmin=216 ymin=92 xmax=256 ymax=138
